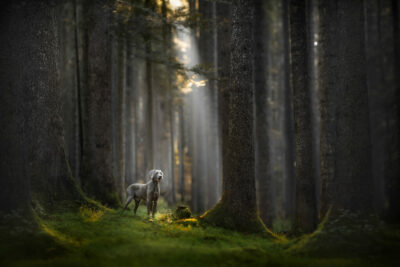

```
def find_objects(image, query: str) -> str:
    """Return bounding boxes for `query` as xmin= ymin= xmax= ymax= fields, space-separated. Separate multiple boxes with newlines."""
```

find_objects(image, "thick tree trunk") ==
xmin=201 ymin=0 xmax=273 ymax=235
xmin=254 ymin=0 xmax=273 ymax=228
xmin=0 ymin=2 xmax=34 ymax=214
xmin=0 ymin=1 xmax=86 ymax=214
xmin=216 ymin=1 xmax=231 ymax=195
xmin=318 ymin=0 xmax=372 ymax=216
xmin=289 ymin=0 xmax=317 ymax=233
xmin=364 ymin=0 xmax=400 ymax=223
xmin=80 ymin=0 xmax=120 ymax=207
xmin=364 ymin=0 xmax=394 ymax=218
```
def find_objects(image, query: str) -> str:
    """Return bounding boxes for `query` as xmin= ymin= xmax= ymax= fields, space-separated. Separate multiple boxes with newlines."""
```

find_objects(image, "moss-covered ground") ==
xmin=1 ymin=201 xmax=399 ymax=267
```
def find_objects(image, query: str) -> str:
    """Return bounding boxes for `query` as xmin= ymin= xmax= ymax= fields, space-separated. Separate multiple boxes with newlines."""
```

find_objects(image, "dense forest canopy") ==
xmin=0 ymin=0 xmax=399 ymax=265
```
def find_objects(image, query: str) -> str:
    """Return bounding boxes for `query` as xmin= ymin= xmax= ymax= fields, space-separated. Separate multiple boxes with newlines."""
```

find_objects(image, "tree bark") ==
xmin=216 ymin=0 xmax=231 ymax=195
xmin=318 ymin=0 xmax=372 ymax=216
xmin=80 ymin=0 xmax=120 ymax=207
xmin=201 ymin=0 xmax=274 ymax=235
xmin=253 ymin=0 xmax=273 ymax=228
xmin=0 ymin=1 xmax=87 ymax=214
xmin=289 ymin=0 xmax=317 ymax=232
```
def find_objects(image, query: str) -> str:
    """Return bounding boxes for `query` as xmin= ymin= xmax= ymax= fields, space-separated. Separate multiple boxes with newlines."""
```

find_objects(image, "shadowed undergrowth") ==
xmin=1 ymin=200 xmax=399 ymax=267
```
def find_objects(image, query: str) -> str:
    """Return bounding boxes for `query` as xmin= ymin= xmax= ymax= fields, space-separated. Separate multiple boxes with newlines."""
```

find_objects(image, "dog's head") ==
xmin=150 ymin=169 xmax=163 ymax=183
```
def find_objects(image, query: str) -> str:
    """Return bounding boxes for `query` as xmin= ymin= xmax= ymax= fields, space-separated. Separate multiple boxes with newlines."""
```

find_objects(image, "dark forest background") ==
xmin=0 ymin=0 xmax=399 ymax=260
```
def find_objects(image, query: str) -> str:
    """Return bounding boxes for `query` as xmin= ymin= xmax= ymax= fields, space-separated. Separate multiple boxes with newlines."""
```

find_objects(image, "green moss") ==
xmin=199 ymin=199 xmax=281 ymax=240
xmin=288 ymin=209 xmax=400 ymax=259
xmin=1 ymin=202 xmax=399 ymax=267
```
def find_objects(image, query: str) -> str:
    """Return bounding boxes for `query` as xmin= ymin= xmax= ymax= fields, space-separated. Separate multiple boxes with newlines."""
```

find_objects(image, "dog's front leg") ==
xmin=147 ymin=199 xmax=152 ymax=217
xmin=152 ymin=200 xmax=157 ymax=217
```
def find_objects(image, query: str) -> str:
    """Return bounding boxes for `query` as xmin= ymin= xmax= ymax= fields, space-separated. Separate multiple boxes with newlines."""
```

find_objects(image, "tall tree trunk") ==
xmin=112 ymin=33 xmax=127 ymax=202
xmin=144 ymin=0 xmax=154 ymax=172
xmin=178 ymin=104 xmax=185 ymax=202
xmin=387 ymin=0 xmax=400 ymax=223
xmin=264 ymin=0 xmax=292 ymax=229
xmin=73 ymin=0 xmax=84 ymax=186
xmin=365 ymin=0 xmax=392 ymax=217
xmin=318 ymin=0 xmax=372 ymax=216
xmin=289 ymin=0 xmax=317 ymax=233
xmin=199 ymin=0 xmax=218 ymax=209
xmin=216 ymin=0 xmax=231 ymax=195
xmin=190 ymin=92 xmax=199 ymax=211
xmin=201 ymin=0 xmax=273 ymax=235
xmin=254 ymin=0 xmax=273 ymax=228
xmin=282 ymin=0 xmax=296 ymax=225
xmin=169 ymin=104 xmax=176 ymax=204
xmin=124 ymin=38 xmax=135 ymax=186
xmin=162 ymin=0 xmax=176 ymax=205
xmin=80 ymin=0 xmax=120 ymax=207
xmin=365 ymin=0 xmax=400 ymax=222
xmin=60 ymin=1 xmax=81 ymax=185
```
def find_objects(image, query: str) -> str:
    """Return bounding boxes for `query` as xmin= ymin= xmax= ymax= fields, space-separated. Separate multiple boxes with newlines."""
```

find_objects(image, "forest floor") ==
xmin=1 ymin=200 xmax=399 ymax=267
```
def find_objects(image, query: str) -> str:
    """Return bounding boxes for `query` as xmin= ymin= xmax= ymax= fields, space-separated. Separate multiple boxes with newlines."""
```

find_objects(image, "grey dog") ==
xmin=124 ymin=169 xmax=163 ymax=217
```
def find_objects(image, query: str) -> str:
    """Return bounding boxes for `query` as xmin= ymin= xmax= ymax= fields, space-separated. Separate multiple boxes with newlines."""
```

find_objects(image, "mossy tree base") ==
xmin=289 ymin=209 xmax=399 ymax=257
xmin=199 ymin=198 xmax=278 ymax=239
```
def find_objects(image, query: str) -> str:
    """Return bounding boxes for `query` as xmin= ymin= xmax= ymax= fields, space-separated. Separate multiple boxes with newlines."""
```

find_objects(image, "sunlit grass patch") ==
xmin=79 ymin=206 xmax=105 ymax=222
xmin=175 ymin=217 xmax=199 ymax=227
xmin=155 ymin=211 xmax=174 ymax=223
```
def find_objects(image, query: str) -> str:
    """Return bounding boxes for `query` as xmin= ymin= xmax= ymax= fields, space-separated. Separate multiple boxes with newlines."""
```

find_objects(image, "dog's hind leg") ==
xmin=124 ymin=195 xmax=133 ymax=210
xmin=133 ymin=199 xmax=140 ymax=215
